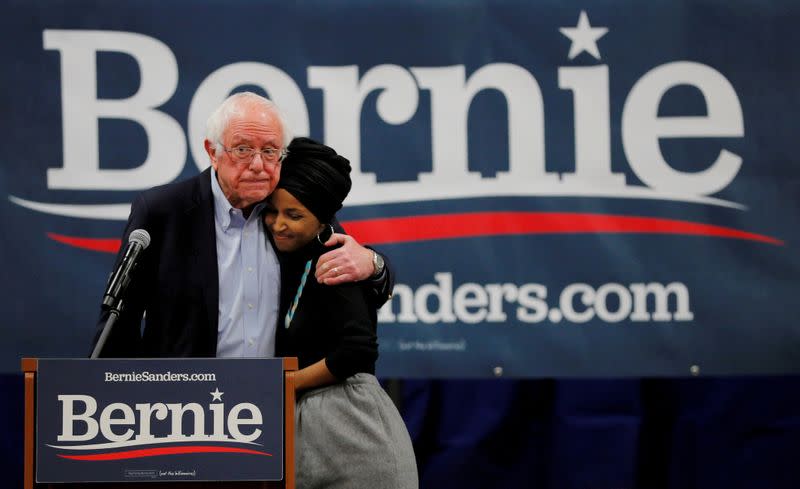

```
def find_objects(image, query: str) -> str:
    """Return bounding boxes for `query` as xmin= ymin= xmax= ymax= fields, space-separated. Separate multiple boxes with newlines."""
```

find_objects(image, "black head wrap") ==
xmin=277 ymin=137 xmax=352 ymax=223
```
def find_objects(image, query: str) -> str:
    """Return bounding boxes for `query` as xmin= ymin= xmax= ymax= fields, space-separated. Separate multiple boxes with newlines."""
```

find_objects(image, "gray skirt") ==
xmin=295 ymin=373 xmax=419 ymax=489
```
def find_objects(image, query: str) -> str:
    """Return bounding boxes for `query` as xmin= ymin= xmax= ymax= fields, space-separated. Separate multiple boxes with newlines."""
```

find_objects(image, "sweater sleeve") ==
xmin=322 ymin=283 xmax=379 ymax=380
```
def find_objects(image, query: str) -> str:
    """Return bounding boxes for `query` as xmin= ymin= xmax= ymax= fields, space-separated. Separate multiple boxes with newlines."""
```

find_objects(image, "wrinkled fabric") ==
xmin=296 ymin=374 xmax=418 ymax=489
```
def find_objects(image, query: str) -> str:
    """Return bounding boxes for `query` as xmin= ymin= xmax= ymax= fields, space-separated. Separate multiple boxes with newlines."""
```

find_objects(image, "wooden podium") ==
xmin=22 ymin=357 xmax=297 ymax=489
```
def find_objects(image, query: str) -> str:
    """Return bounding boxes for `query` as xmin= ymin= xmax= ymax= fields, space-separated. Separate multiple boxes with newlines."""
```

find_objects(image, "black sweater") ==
xmin=275 ymin=240 xmax=379 ymax=379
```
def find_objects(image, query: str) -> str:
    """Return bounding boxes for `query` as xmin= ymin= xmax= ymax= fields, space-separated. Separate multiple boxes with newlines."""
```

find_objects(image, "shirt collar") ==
xmin=210 ymin=169 xmax=236 ymax=231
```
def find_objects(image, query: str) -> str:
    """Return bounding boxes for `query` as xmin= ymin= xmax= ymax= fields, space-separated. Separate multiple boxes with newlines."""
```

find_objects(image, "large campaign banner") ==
xmin=1 ymin=1 xmax=798 ymax=377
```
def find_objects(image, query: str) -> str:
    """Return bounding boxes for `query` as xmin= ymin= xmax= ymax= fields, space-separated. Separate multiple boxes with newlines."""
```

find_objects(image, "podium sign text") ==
xmin=36 ymin=359 xmax=284 ymax=483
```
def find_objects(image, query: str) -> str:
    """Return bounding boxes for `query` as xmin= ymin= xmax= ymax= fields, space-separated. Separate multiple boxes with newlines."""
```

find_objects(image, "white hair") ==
xmin=205 ymin=91 xmax=293 ymax=151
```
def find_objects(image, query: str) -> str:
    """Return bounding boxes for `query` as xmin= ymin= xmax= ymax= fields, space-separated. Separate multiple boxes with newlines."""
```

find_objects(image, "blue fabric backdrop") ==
xmin=1 ymin=0 xmax=798 ymax=377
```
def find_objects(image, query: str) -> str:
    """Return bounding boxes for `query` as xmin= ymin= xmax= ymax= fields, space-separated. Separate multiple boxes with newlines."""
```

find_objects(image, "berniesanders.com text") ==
xmin=378 ymin=272 xmax=693 ymax=324
xmin=104 ymin=371 xmax=217 ymax=382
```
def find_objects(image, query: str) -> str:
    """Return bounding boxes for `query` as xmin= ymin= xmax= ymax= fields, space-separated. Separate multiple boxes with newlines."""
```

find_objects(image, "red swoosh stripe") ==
xmin=47 ymin=233 xmax=122 ymax=253
xmin=57 ymin=445 xmax=272 ymax=461
xmin=47 ymin=212 xmax=784 ymax=252
xmin=348 ymin=212 xmax=785 ymax=245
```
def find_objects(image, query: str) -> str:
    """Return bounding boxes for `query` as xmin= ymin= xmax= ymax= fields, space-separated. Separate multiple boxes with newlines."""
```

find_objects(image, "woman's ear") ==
xmin=316 ymin=223 xmax=334 ymax=245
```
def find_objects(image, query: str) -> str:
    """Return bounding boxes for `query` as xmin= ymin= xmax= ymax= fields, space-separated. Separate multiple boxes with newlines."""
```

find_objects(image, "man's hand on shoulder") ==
xmin=315 ymin=233 xmax=375 ymax=285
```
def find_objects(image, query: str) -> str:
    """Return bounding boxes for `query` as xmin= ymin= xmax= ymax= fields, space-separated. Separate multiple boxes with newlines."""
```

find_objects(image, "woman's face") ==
xmin=264 ymin=188 xmax=325 ymax=252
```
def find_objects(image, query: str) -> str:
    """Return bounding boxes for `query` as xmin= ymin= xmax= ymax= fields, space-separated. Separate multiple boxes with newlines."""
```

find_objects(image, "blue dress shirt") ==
xmin=210 ymin=171 xmax=280 ymax=358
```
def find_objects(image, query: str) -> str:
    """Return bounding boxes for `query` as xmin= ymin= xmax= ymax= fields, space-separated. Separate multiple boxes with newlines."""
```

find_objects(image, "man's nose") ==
xmin=249 ymin=153 xmax=266 ymax=171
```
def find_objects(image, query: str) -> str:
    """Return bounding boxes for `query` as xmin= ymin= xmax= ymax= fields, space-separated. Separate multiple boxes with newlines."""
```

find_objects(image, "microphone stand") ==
xmin=91 ymin=228 xmax=149 ymax=359
xmin=90 ymin=299 xmax=124 ymax=359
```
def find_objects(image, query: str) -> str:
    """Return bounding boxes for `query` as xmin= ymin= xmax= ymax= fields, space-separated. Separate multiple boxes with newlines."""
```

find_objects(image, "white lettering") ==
xmin=560 ymin=283 xmax=596 ymax=323
xmin=453 ymin=282 xmax=489 ymax=324
xmin=29 ymin=32 xmax=748 ymax=216
xmin=414 ymin=272 xmax=457 ymax=323
xmin=379 ymin=274 xmax=694 ymax=325
xmin=629 ymin=282 xmax=694 ymax=321
xmin=43 ymin=30 xmax=185 ymax=190
xmin=594 ymin=283 xmax=633 ymax=323
xmin=58 ymin=395 xmax=98 ymax=441
xmin=167 ymin=402 xmax=205 ymax=438
xmin=308 ymin=65 xmax=418 ymax=189
xmin=135 ymin=402 xmax=168 ymax=441
xmin=56 ymin=397 xmax=266 ymax=445
xmin=622 ymin=61 xmax=744 ymax=196
xmin=210 ymin=403 xmax=226 ymax=438
xmin=227 ymin=403 xmax=263 ymax=443
xmin=559 ymin=65 xmax=625 ymax=187
xmin=485 ymin=283 xmax=517 ymax=322
xmin=516 ymin=284 xmax=548 ymax=323
xmin=99 ymin=402 xmax=135 ymax=442
xmin=412 ymin=64 xmax=556 ymax=185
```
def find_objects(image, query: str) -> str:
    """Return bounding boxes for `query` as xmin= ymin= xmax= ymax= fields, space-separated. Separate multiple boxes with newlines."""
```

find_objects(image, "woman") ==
xmin=263 ymin=137 xmax=418 ymax=489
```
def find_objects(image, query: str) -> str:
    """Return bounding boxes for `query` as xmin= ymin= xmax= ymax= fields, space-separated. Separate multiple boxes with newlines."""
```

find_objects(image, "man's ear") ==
xmin=204 ymin=139 xmax=219 ymax=170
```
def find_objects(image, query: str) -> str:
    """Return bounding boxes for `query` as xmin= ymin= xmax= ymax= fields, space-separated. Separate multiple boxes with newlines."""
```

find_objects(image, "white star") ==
xmin=210 ymin=387 xmax=224 ymax=402
xmin=559 ymin=11 xmax=608 ymax=60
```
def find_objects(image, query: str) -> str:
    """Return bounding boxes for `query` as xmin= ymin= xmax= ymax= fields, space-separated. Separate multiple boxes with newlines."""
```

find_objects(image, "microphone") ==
xmin=102 ymin=229 xmax=151 ymax=310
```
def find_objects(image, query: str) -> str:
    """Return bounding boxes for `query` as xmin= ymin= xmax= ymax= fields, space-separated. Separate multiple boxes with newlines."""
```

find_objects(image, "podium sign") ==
xmin=35 ymin=359 xmax=284 ymax=483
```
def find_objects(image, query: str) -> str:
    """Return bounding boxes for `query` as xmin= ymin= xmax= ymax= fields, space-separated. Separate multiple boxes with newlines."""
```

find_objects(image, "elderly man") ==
xmin=93 ymin=92 xmax=391 ymax=358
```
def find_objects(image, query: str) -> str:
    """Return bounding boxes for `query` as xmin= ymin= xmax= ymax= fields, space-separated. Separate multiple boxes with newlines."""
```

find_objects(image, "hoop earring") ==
xmin=317 ymin=223 xmax=335 ymax=245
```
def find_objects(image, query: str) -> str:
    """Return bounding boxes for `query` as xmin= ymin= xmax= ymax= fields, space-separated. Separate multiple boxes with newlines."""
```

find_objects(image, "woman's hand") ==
xmin=294 ymin=359 xmax=337 ymax=392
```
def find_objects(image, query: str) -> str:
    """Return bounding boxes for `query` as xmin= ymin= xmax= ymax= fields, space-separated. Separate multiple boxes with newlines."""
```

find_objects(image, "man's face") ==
xmin=205 ymin=103 xmax=284 ymax=210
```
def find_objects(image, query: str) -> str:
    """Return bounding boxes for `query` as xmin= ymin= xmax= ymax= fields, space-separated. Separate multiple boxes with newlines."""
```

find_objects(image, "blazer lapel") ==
xmin=187 ymin=168 xmax=219 ymax=354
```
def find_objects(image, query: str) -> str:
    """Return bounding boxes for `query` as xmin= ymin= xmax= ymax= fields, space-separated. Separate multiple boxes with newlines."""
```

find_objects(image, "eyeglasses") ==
xmin=220 ymin=144 xmax=288 ymax=165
